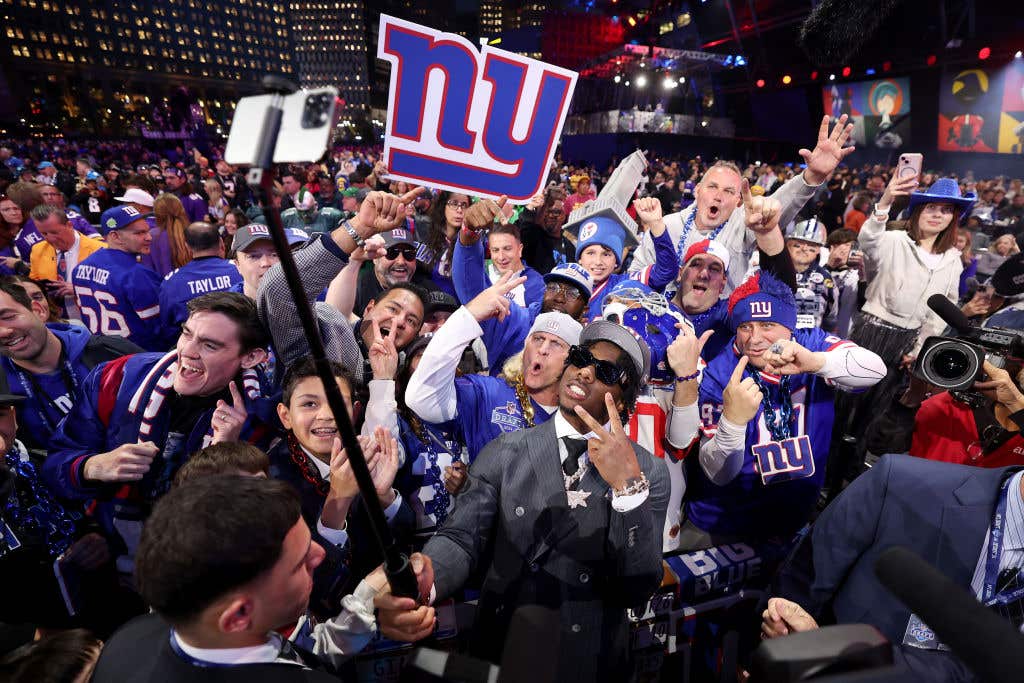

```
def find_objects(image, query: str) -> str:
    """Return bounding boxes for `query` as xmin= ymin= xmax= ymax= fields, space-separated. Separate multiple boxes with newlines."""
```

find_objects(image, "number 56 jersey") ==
xmin=687 ymin=328 xmax=854 ymax=540
xmin=72 ymin=249 xmax=168 ymax=351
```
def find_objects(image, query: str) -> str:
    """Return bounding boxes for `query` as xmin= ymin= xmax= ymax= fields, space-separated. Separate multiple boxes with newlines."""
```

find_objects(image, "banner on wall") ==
xmin=376 ymin=15 xmax=578 ymax=203
xmin=821 ymin=77 xmax=911 ymax=150
xmin=938 ymin=60 xmax=1024 ymax=154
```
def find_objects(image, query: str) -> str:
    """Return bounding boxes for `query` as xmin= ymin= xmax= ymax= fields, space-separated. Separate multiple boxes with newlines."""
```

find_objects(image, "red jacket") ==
xmin=910 ymin=392 xmax=1024 ymax=468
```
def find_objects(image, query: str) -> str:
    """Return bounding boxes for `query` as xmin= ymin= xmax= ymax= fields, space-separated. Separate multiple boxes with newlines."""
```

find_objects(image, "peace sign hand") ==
xmin=211 ymin=381 xmax=248 ymax=444
xmin=666 ymin=323 xmax=714 ymax=378
xmin=465 ymin=270 xmax=527 ymax=323
xmin=369 ymin=317 xmax=400 ymax=380
xmin=573 ymin=393 xmax=640 ymax=491
xmin=741 ymin=179 xmax=782 ymax=235
xmin=800 ymin=114 xmax=856 ymax=185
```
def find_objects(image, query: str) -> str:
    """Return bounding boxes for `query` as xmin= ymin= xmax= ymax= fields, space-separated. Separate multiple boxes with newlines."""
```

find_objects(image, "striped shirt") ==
xmin=970 ymin=470 xmax=1024 ymax=631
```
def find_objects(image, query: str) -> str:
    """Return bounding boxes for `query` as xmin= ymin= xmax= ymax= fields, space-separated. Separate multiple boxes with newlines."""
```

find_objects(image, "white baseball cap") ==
xmin=114 ymin=188 xmax=155 ymax=208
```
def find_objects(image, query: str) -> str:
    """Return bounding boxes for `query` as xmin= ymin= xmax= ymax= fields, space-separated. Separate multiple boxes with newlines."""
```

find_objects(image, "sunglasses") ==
xmin=544 ymin=281 xmax=583 ymax=301
xmin=386 ymin=245 xmax=417 ymax=262
xmin=567 ymin=345 xmax=625 ymax=385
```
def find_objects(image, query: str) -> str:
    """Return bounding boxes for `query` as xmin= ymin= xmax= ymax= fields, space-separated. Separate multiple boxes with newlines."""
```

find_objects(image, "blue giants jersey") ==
xmin=686 ymin=327 xmax=854 ymax=539
xmin=454 ymin=374 xmax=553 ymax=462
xmin=159 ymin=256 xmax=242 ymax=335
xmin=72 ymin=249 xmax=167 ymax=351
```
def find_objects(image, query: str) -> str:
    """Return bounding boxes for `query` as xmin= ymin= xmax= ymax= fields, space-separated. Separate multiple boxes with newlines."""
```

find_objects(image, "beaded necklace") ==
xmin=748 ymin=372 xmax=794 ymax=441
xmin=286 ymin=432 xmax=330 ymax=497
xmin=2 ymin=449 xmax=78 ymax=557
xmin=675 ymin=208 xmax=727 ymax=263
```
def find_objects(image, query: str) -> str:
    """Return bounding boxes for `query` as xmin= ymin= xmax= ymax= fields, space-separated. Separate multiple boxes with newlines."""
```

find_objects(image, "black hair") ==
xmin=581 ymin=338 xmax=642 ymax=420
xmin=184 ymin=221 xmax=222 ymax=252
xmin=371 ymin=282 xmax=429 ymax=329
xmin=0 ymin=275 xmax=35 ymax=311
xmin=185 ymin=291 xmax=269 ymax=352
xmin=135 ymin=476 xmax=301 ymax=625
xmin=281 ymin=356 xmax=358 ymax=406
xmin=0 ymin=628 xmax=102 ymax=683
xmin=174 ymin=442 xmax=271 ymax=485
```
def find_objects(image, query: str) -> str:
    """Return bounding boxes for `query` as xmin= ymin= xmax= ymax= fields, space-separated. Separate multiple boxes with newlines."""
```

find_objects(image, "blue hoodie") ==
xmin=1 ymin=323 xmax=96 ymax=451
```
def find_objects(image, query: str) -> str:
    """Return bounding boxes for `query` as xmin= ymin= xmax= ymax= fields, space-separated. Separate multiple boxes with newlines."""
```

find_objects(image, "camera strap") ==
xmin=969 ymin=404 xmax=1018 ymax=459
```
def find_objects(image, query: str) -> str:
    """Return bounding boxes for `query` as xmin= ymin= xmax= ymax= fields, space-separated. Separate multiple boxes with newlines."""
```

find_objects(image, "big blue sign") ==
xmin=377 ymin=15 xmax=578 ymax=202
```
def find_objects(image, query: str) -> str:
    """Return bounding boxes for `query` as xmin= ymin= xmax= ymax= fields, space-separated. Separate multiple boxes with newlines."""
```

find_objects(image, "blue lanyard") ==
xmin=675 ymin=209 xmax=726 ymax=262
xmin=983 ymin=474 xmax=1017 ymax=603
xmin=168 ymin=630 xmax=233 ymax=668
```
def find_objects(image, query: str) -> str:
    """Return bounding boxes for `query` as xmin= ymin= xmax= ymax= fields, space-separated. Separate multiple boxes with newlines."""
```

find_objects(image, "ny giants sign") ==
xmin=377 ymin=15 xmax=578 ymax=202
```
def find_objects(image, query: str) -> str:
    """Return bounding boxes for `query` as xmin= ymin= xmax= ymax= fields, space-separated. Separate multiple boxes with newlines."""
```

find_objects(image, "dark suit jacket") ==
xmin=777 ymin=454 xmax=1022 ymax=682
xmin=424 ymin=418 xmax=670 ymax=683
xmin=92 ymin=613 xmax=336 ymax=682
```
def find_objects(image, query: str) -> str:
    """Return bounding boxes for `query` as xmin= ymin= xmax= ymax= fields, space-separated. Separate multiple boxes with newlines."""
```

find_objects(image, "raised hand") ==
xmin=721 ymin=356 xmax=763 ymax=425
xmin=368 ymin=426 xmax=400 ymax=506
xmin=632 ymin=197 xmax=666 ymax=236
xmin=573 ymin=393 xmax=641 ymax=491
xmin=741 ymin=179 xmax=782 ymax=235
xmin=464 ymin=195 xmax=508 ymax=231
xmin=800 ymin=114 xmax=856 ymax=185
xmin=354 ymin=187 xmax=425 ymax=235
xmin=369 ymin=317 xmax=399 ymax=380
xmin=879 ymin=173 xmax=919 ymax=208
xmin=760 ymin=338 xmax=825 ymax=376
xmin=465 ymin=270 xmax=528 ymax=323
xmin=349 ymin=234 xmax=387 ymax=263
xmin=82 ymin=441 xmax=160 ymax=482
xmin=666 ymin=323 xmax=714 ymax=378
xmin=211 ymin=381 xmax=248 ymax=444
xmin=525 ymin=192 xmax=545 ymax=211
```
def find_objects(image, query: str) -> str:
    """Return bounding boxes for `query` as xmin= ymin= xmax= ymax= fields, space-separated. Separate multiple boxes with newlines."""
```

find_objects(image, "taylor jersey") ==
xmin=453 ymin=374 xmax=553 ymax=463
xmin=72 ymin=249 xmax=167 ymax=351
xmin=159 ymin=256 xmax=242 ymax=334
xmin=687 ymin=327 xmax=854 ymax=539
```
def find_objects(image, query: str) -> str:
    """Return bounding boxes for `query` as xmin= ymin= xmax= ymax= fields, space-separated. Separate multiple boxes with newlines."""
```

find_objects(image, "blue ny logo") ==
xmin=377 ymin=15 xmax=577 ymax=201
xmin=752 ymin=435 xmax=815 ymax=486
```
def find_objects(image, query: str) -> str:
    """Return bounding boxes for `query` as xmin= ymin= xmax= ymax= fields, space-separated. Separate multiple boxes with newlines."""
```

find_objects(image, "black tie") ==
xmin=561 ymin=437 xmax=588 ymax=477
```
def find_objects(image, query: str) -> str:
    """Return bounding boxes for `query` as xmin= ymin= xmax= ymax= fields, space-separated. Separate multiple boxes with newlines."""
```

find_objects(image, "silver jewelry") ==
xmin=613 ymin=472 xmax=650 ymax=498
xmin=342 ymin=220 xmax=366 ymax=248
xmin=769 ymin=341 xmax=785 ymax=355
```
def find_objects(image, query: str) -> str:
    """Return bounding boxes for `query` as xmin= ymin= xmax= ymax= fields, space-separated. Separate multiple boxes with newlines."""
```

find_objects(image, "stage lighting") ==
xmin=841 ymin=66 xmax=851 ymax=77
xmin=1016 ymin=50 xmax=1023 ymax=59
xmin=829 ymin=73 xmax=836 ymax=81
xmin=978 ymin=47 xmax=991 ymax=60
xmin=782 ymin=74 xmax=792 ymax=84
xmin=625 ymin=80 xmax=630 ymax=86
xmin=614 ymin=74 xmax=621 ymax=83
xmin=883 ymin=61 xmax=892 ymax=71
xmin=756 ymin=79 xmax=765 ymax=88
xmin=627 ymin=16 xmax=637 ymax=26
xmin=663 ymin=77 xmax=675 ymax=89
xmin=927 ymin=54 xmax=937 ymax=66
xmin=810 ymin=71 xmax=818 ymax=80
xmin=866 ymin=68 xmax=876 ymax=75
xmin=636 ymin=74 xmax=647 ymax=87
xmin=679 ymin=76 xmax=686 ymax=84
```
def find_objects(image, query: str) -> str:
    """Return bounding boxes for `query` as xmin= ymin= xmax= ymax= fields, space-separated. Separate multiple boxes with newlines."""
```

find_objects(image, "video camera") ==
xmin=913 ymin=295 xmax=1024 ymax=404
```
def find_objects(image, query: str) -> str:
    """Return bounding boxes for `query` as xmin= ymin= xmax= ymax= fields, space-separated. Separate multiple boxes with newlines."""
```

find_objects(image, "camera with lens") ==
xmin=301 ymin=92 xmax=334 ymax=129
xmin=913 ymin=326 xmax=1024 ymax=402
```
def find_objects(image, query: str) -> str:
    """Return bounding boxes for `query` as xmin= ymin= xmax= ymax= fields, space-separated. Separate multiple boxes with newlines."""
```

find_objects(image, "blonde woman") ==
xmin=203 ymin=178 xmax=230 ymax=224
xmin=143 ymin=193 xmax=192 ymax=277
xmin=976 ymin=233 xmax=1019 ymax=280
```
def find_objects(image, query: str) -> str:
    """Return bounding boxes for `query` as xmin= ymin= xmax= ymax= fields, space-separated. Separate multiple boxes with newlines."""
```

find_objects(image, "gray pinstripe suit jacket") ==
xmin=424 ymin=417 xmax=670 ymax=682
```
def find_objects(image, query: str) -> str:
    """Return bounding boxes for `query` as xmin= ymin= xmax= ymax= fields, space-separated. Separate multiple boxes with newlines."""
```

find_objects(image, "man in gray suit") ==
xmin=397 ymin=321 xmax=670 ymax=682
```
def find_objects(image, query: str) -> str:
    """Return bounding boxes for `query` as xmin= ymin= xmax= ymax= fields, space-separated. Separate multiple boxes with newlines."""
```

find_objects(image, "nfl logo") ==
xmin=579 ymin=221 xmax=598 ymax=241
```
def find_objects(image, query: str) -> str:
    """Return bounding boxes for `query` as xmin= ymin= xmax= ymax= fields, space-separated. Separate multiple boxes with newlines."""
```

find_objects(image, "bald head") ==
xmin=184 ymin=221 xmax=223 ymax=257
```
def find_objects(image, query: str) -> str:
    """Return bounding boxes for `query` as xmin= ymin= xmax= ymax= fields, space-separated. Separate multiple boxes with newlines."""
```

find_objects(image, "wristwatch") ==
xmin=342 ymin=220 xmax=366 ymax=249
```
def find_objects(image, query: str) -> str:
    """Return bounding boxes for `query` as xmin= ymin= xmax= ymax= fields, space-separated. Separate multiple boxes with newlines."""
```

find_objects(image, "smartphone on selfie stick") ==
xmin=226 ymin=76 xmax=419 ymax=599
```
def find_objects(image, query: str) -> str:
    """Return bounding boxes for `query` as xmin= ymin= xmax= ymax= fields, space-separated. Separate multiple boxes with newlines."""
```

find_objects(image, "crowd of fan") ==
xmin=0 ymin=117 xmax=1022 ymax=682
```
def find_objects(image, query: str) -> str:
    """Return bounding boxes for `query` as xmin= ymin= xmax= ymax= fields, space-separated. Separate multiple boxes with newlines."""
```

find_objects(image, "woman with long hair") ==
xmin=423 ymin=190 xmax=468 ymax=297
xmin=143 ymin=193 xmax=192 ymax=277
xmin=203 ymin=178 xmax=230 ymax=224
xmin=221 ymin=208 xmax=248 ymax=255
xmin=956 ymin=229 xmax=977 ymax=297
xmin=831 ymin=174 xmax=975 ymax=483
xmin=0 ymin=193 xmax=24 ymax=272
xmin=4 ymin=182 xmax=44 ymax=261
xmin=976 ymin=233 xmax=1019 ymax=280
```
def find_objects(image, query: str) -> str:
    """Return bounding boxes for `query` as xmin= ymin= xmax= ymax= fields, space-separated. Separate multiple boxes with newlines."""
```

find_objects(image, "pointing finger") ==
xmin=696 ymin=329 xmax=715 ymax=352
xmin=604 ymin=392 xmax=625 ymax=435
xmin=495 ymin=195 xmax=508 ymax=209
xmin=399 ymin=186 xmax=426 ymax=205
xmin=741 ymin=178 xmax=753 ymax=210
xmin=228 ymin=381 xmax=243 ymax=408
xmin=729 ymin=355 xmax=750 ymax=385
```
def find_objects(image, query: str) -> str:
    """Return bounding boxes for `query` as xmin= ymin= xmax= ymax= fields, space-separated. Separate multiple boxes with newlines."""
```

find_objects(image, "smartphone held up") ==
xmin=224 ymin=86 xmax=341 ymax=166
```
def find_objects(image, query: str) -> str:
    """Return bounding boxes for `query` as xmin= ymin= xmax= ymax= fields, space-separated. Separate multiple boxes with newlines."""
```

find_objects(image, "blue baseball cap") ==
xmin=543 ymin=262 xmax=593 ymax=298
xmin=37 ymin=161 xmax=54 ymax=170
xmin=99 ymin=205 xmax=147 ymax=236
xmin=85 ymin=170 xmax=102 ymax=181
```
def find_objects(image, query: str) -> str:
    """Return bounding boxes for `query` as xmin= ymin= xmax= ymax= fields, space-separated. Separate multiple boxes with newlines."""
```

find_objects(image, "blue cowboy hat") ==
xmin=907 ymin=177 xmax=976 ymax=217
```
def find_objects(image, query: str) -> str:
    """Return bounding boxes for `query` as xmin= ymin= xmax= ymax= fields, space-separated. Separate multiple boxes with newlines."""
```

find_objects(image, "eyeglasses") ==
xmin=567 ymin=345 xmax=625 ymax=385
xmin=446 ymin=200 xmax=470 ymax=211
xmin=386 ymin=245 xmax=417 ymax=262
xmin=544 ymin=281 xmax=583 ymax=301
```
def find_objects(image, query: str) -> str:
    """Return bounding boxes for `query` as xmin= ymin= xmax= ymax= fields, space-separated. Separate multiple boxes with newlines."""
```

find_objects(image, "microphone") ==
xmin=797 ymin=0 xmax=905 ymax=65
xmin=873 ymin=546 xmax=1024 ymax=683
xmin=927 ymin=293 xmax=973 ymax=334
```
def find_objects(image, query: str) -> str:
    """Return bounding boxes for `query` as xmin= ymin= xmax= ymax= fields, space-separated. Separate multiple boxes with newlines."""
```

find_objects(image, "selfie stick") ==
xmin=244 ymin=75 xmax=419 ymax=599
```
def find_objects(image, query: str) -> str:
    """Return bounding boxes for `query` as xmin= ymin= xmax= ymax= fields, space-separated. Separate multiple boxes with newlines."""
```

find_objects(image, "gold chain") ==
xmin=505 ymin=371 xmax=535 ymax=428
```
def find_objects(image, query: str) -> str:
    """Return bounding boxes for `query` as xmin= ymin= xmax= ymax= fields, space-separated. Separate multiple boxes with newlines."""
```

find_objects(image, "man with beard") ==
xmin=393 ymin=321 xmax=668 ymax=682
xmin=353 ymin=227 xmax=437 ymax=315
xmin=406 ymin=272 xmax=581 ymax=462
xmin=42 ymin=292 xmax=275 ymax=573
xmin=630 ymin=115 xmax=855 ymax=294
xmin=680 ymin=272 xmax=885 ymax=550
